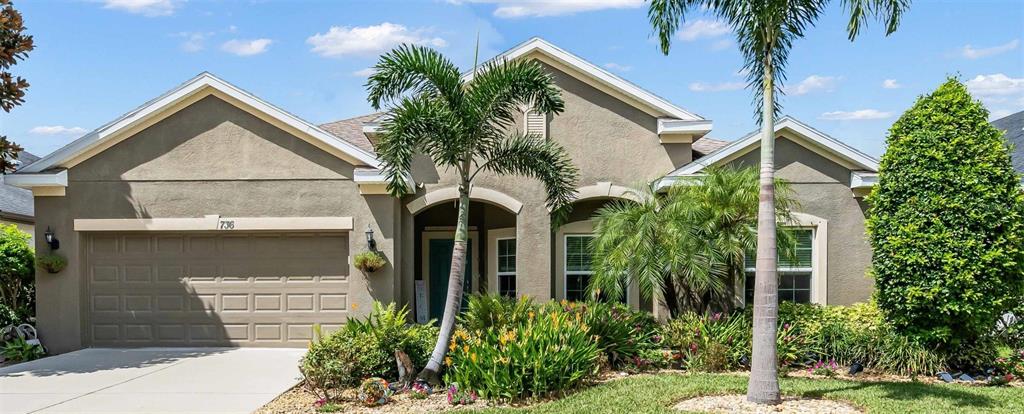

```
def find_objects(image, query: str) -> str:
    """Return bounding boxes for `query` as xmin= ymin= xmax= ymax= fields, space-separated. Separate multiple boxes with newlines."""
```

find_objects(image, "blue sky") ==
xmin=3 ymin=0 xmax=1022 ymax=158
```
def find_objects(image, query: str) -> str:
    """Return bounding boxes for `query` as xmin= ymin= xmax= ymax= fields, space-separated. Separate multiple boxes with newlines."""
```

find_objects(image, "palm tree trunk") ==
xmin=416 ymin=181 xmax=471 ymax=385
xmin=747 ymin=66 xmax=781 ymax=404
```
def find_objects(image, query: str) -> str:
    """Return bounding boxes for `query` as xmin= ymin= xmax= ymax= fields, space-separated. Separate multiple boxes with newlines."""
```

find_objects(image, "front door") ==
xmin=428 ymin=238 xmax=472 ymax=320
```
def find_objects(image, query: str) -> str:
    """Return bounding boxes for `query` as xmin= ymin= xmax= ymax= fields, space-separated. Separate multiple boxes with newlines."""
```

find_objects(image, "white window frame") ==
xmin=496 ymin=237 xmax=516 ymax=297
xmin=743 ymin=227 xmax=817 ymax=305
xmin=563 ymin=234 xmax=595 ymax=301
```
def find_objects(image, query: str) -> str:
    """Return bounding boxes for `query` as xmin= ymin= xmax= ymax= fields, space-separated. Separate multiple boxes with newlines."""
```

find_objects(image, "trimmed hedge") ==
xmin=867 ymin=78 xmax=1024 ymax=346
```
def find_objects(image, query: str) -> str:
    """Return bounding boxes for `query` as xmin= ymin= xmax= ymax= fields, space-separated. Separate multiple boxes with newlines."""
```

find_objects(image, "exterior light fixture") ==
xmin=365 ymin=224 xmax=377 ymax=251
xmin=44 ymin=226 xmax=60 ymax=250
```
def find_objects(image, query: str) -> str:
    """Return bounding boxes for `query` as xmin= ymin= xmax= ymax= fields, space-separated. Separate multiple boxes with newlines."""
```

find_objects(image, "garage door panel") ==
xmin=86 ymin=232 xmax=350 ymax=347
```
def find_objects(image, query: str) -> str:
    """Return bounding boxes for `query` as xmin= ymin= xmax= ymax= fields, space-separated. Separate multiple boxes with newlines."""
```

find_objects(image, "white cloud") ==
xmin=819 ymin=109 xmax=892 ymax=121
xmin=603 ymin=62 xmax=632 ymax=72
xmin=786 ymin=75 xmax=839 ymax=95
xmin=103 ymin=0 xmax=180 ymax=17
xmin=307 ymin=23 xmax=447 ymax=58
xmin=710 ymin=38 xmax=732 ymax=51
xmin=960 ymin=39 xmax=1019 ymax=59
xmin=175 ymin=31 xmax=211 ymax=53
xmin=689 ymin=81 xmax=745 ymax=92
xmin=352 ymin=68 xmax=378 ymax=77
xmin=964 ymin=73 xmax=1024 ymax=97
xmin=452 ymin=0 xmax=644 ymax=18
xmin=882 ymin=79 xmax=901 ymax=89
xmin=677 ymin=20 xmax=730 ymax=41
xmin=29 ymin=125 xmax=87 ymax=135
xmin=221 ymin=38 xmax=272 ymax=56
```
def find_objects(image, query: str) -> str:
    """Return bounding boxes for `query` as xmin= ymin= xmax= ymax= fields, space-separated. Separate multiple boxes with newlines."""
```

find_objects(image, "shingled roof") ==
xmin=319 ymin=112 xmax=382 ymax=155
xmin=991 ymin=110 xmax=1024 ymax=175
xmin=1 ymin=151 xmax=39 ymax=221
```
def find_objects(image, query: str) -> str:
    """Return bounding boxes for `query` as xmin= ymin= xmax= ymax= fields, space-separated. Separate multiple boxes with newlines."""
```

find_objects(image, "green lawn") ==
xmin=464 ymin=373 xmax=1024 ymax=414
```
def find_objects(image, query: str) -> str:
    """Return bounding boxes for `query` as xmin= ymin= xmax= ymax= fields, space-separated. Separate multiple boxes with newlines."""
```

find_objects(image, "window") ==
xmin=564 ymin=235 xmax=593 ymax=302
xmin=744 ymin=229 xmax=813 ymax=304
xmin=524 ymin=109 xmax=547 ymax=139
xmin=496 ymin=238 xmax=516 ymax=297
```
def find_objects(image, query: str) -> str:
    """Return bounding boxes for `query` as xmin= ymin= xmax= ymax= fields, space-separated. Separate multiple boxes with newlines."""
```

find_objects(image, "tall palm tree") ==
xmin=648 ymin=0 xmax=909 ymax=404
xmin=590 ymin=167 xmax=796 ymax=316
xmin=366 ymin=44 xmax=579 ymax=384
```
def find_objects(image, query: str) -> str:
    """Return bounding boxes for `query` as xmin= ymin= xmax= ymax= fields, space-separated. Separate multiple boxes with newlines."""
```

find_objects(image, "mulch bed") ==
xmin=674 ymin=395 xmax=862 ymax=413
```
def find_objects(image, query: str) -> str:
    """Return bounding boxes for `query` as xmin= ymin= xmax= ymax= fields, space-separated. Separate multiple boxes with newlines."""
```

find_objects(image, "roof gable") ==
xmin=20 ymin=73 xmax=382 ymax=174
xmin=468 ymin=37 xmax=705 ymax=122
xmin=669 ymin=116 xmax=879 ymax=176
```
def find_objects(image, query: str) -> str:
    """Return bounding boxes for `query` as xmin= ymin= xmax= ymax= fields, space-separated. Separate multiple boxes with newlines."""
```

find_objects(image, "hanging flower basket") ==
xmin=354 ymin=251 xmax=387 ymax=273
xmin=36 ymin=253 xmax=68 ymax=274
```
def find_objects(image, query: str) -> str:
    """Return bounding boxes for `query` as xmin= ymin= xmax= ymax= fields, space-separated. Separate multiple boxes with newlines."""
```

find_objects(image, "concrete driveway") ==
xmin=0 ymin=348 xmax=305 ymax=414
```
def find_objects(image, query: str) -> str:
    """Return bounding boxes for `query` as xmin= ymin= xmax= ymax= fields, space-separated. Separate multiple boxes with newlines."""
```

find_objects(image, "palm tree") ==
xmin=366 ymin=44 xmax=579 ymax=384
xmin=590 ymin=167 xmax=796 ymax=316
xmin=648 ymin=0 xmax=908 ymax=404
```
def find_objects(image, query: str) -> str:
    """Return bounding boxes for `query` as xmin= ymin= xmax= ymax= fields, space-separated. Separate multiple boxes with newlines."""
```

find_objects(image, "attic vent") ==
xmin=524 ymin=109 xmax=547 ymax=139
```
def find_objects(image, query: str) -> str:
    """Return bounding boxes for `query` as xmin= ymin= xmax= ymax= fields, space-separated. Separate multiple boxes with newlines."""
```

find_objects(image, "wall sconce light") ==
xmin=44 ymin=226 xmax=60 ymax=250
xmin=365 ymin=224 xmax=377 ymax=251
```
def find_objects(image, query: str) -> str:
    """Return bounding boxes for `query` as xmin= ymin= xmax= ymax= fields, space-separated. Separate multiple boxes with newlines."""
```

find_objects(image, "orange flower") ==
xmin=470 ymin=353 xmax=478 ymax=363
xmin=445 ymin=357 xmax=452 ymax=366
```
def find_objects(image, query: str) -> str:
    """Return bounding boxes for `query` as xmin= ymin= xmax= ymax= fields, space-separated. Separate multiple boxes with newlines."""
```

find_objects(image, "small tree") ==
xmin=0 ymin=224 xmax=34 ymax=327
xmin=868 ymin=78 xmax=1024 ymax=347
xmin=0 ymin=0 xmax=34 ymax=173
xmin=367 ymin=45 xmax=579 ymax=384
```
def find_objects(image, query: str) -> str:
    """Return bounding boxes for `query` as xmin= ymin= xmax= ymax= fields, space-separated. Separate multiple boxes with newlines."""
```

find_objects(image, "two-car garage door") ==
xmin=84 ymin=232 xmax=350 ymax=347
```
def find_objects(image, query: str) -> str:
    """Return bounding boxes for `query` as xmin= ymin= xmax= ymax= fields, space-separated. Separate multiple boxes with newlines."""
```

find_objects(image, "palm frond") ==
xmin=843 ymin=0 xmax=910 ymax=40
xmin=366 ymin=44 xmax=464 ymax=112
xmin=375 ymin=95 xmax=452 ymax=195
xmin=465 ymin=58 xmax=564 ymax=139
xmin=478 ymin=132 xmax=579 ymax=212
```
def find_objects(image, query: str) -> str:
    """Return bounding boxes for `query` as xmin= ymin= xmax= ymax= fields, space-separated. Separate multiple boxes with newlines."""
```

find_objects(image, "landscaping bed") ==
xmin=286 ymin=295 xmax=1023 ymax=413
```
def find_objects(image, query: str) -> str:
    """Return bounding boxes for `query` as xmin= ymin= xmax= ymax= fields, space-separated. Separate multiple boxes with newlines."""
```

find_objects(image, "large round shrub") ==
xmin=868 ymin=79 xmax=1024 ymax=346
xmin=0 ymin=224 xmax=34 ymax=327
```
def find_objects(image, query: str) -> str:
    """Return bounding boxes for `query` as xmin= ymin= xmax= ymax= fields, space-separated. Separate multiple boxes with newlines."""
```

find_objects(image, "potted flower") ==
xmin=36 ymin=253 xmax=68 ymax=274
xmin=354 ymin=251 xmax=387 ymax=273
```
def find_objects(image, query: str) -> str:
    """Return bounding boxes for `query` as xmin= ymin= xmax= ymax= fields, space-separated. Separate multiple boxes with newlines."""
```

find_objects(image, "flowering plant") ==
xmin=446 ymin=382 xmax=477 ymax=406
xmin=808 ymin=359 xmax=840 ymax=378
xmin=357 ymin=377 xmax=391 ymax=407
xmin=409 ymin=382 xmax=431 ymax=400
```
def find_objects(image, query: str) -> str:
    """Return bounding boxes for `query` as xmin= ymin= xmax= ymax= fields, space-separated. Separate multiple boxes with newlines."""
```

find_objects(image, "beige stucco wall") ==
xmin=401 ymin=62 xmax=692 ymax=304
xmin=33 ymin=96 xmax=399 ymax=353
xmin=728 ymin=135 xmax=873 ymax=305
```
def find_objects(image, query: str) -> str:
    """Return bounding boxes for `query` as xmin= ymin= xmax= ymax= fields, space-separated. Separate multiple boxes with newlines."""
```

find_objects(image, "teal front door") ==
xmin=428 ymin=238 xmax=472 ymax=320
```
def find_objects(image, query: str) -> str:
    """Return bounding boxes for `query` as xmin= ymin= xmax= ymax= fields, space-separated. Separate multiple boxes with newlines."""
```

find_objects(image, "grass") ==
xmin=462 ymin=373 xmax=1024 ymax=414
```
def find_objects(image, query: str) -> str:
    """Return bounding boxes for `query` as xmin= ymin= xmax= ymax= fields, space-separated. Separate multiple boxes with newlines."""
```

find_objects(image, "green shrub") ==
xmin=867 ymin=78 xmax=1024 ymax=347
xmin=0 ymin=225 xmax=34 ymax=327
xmin=550 ymin=300 xmax=661 ymax=369
xmin=299 ymin=303 xmax=438 ymax=400
xmin=778 ymin=302 xmax=945 ymax=376
xmin=445 ymin=303 xmax=601 ymax=401
xmin=459 ymin=293 xmax=536 ymax=332
xmin=1 ymin=336 xmax=43 ymax=362
xmin=35 ymin=253 xmax=66 ymax=274
xmin=662 ymin=312 xmax=752 ymax=372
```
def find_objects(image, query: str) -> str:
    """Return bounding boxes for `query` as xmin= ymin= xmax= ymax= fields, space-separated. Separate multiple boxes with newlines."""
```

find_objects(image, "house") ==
xmin=991 ymin=110 xmax=1024 ymax=178
xmin=7 ymin=38 xmax=877 ymax=354
xmin=1 ymin=150 xmax=39 ymax=239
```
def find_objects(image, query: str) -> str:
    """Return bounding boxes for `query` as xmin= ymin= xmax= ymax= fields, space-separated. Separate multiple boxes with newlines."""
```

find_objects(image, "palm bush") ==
xmin=590 ymin=167 xmax=797 ymax=316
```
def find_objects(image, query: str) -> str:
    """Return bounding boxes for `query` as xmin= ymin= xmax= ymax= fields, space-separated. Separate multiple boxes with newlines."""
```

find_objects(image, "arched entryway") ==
xmin=407 ymin=188 xmax=520 ymax=322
